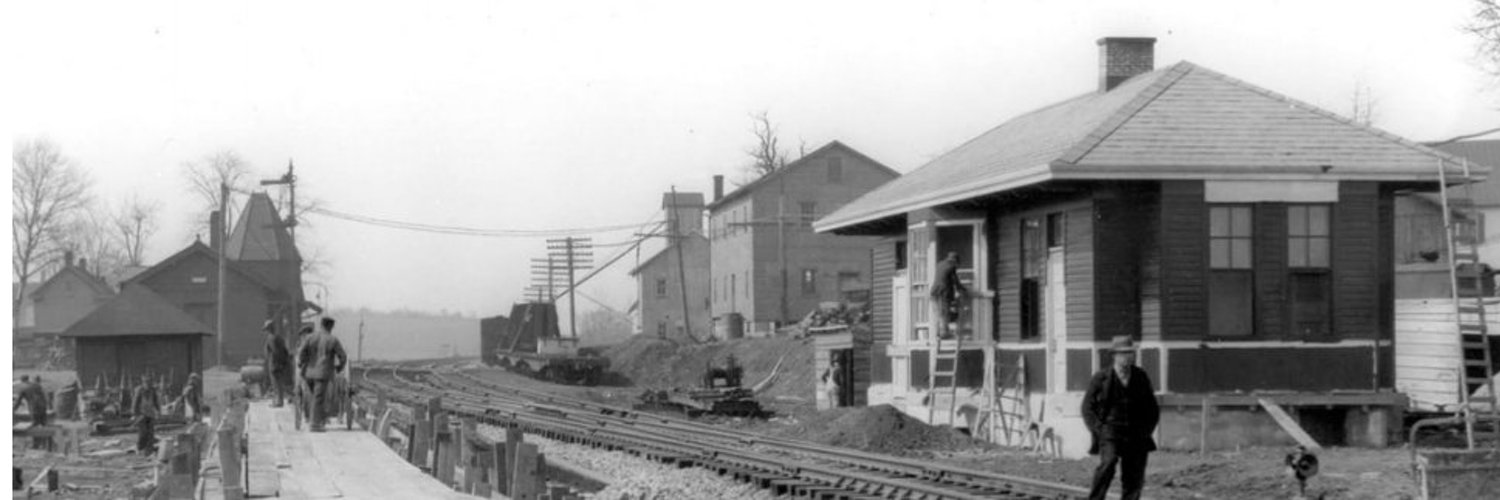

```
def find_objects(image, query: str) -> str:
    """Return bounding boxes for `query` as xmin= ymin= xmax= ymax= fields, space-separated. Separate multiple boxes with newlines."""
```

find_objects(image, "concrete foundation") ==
xmin=1158 ymin=401 xmax=1402 ymax=452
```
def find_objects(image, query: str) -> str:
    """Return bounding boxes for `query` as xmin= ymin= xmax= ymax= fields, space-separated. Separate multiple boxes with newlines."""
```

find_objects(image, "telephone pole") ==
xmin=260 ymin=161 xmax=300 ymax=332
xmin=545 ymin=237 xmax=593 ymax=338
xmin=216 ymin=183 xmax=228 ymax=367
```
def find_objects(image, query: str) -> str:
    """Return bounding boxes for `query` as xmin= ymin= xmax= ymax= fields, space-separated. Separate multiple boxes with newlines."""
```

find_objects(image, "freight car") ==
xmin=484 ymin=302 xmax=609 ymax=386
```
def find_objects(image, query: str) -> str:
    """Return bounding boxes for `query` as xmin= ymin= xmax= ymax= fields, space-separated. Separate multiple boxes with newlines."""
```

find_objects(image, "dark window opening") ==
xmin=655 ymin=277 xmax=668 ymax=298
xmin=1047 ymin=212 xmax=1066 ymax=248
xmin=894 ymin=241 xmax=908 ymax=270
xmin=1020 ymin=217 xmax=1044 ymax=339
xmin=910 ymin=350 xmax=930 ymax=389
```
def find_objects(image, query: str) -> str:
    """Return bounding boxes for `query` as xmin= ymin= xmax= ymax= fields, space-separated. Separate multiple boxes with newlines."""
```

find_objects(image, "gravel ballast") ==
xmin=477 ymin=424 xmax=782 ymax=500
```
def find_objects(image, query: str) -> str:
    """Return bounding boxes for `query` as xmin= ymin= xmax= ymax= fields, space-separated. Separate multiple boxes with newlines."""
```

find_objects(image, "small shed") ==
xmin=59 ymin=285 xmax=213 ymax=400
xmin=810 ymin=324 xmax=871 ymax=409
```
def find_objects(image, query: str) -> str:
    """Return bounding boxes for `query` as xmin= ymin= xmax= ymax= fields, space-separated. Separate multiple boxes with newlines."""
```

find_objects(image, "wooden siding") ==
xmin=1334 ymin=182 xmax=1381 ymax=339
xmin=1065 ymin=203 xmax=1095 ymax=341
xmin=872 ymin=240 xmax=896 ymax=344
xmin=75 ymin=335 xmax=203 ymax=402
xmin=1395 ymin=298 xmax=1498 ymax=409
xmin=1253 ymin=203 xmax=1288 ymax=339
xmin=1093 ymin=184 xmax=1149 ymax=341
xmin=997 ymin=215 xmax=1022 ymax=342
xmin=1139 ymin=187 xmax=1163 ymax=340
xmin=1159 ymin=181 xmax=1208 ymax=340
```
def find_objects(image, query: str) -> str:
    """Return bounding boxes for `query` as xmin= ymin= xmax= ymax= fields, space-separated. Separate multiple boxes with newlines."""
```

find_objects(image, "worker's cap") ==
xmin=262 ymin=319 xmax=276 ymax=331
xmin=1110 ymin=335 xmax=1138 ymax=353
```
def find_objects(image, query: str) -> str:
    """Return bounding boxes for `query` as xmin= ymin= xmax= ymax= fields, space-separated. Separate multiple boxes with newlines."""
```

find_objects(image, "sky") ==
xmin=9 ymin=0 xmax=1500 ymax=319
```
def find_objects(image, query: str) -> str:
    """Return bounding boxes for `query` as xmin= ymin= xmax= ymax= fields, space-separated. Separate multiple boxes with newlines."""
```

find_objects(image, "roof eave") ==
xmin=814 ymin=165 xmax=1054 ymax=233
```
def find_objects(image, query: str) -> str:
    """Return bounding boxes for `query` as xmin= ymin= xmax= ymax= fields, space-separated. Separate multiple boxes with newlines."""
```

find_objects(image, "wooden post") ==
xmin=411 ymin=414 xmax=431 ymax=470
xmin=434 ymin=412 xmax=454 ymax=486
xmin=460 ymin=418 xmax=477 ymax=492
xmin=1199 ymin=397 xmax=1209 ymax=456
xmin=218 ymin=425 xmax=244 ymax=500
xmin=510 ymin=442 xmax=541 ymax=500
xmin=494 ymin=436 xmax=510 ymax=495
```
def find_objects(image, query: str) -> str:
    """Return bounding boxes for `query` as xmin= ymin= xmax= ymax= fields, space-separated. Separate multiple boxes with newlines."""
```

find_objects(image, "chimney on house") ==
xmin=210 ymin=210 xmax=223 ymax=252
xmin=712 ymin=175 xmax=724 ymax=202
xmin=1097 ymin=37 xmax=1156 ymax=92
xmin=64 ymin=250 xmax=75 ymax=268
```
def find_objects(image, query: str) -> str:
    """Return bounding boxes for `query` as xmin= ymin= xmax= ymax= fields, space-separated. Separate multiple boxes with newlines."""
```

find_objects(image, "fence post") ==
xmin=510 ymin=442 xmax=540 ymax=500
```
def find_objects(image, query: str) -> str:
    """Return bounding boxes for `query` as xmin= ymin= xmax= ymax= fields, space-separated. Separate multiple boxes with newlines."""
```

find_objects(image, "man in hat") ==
xmin=263 ymin=319 xmax=293 ymax=407
xmin=929 ymin=252 xmax=967 ymax=339
xmin=132 ymin=373 xmax=160 ymax=455
xmin=12 ymin=375 xmax=48 ymax=427
xmin=1082 ymin=335 xmax=1159 ymax=500
xmin=297 ymin=317 xmax=347 ymax=432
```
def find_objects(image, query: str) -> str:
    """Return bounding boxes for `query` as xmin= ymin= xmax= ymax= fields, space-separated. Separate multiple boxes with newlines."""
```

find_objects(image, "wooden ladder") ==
xmin=1437 ymin=157 xmax=1500 ymax=449
xmin=928 ymin=335 xmax=962 ymax=426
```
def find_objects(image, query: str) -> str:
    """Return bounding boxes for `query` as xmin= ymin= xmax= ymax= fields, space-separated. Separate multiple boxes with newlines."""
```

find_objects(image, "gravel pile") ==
xmin=477 ymin=425 xmax=782 ymax=500
xmin=768 ymin=404 xmax=984 ymax=455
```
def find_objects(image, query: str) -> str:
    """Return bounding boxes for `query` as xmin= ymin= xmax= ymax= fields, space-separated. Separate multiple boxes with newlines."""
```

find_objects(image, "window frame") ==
xmin=655 ymin=277 xmax=668 ymax=298
xmin=801 ymin=268 xmax=817 ymax=295
xmin=1208 ymin=204 xmax=1256 ymax=338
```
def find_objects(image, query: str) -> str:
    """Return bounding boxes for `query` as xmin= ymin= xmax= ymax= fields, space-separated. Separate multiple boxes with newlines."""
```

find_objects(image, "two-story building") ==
xmin=630 ymin=192 xmax=712 ymax=340
xmin=30 ymin=251 xmax=116 ymax=337
xmin=707 ymin=141 xmax=899 ymax=336
xmin=815 ymin=37 xmax=1488 ymax=457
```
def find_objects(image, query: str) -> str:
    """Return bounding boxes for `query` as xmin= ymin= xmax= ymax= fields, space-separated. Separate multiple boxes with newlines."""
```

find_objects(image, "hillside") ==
xmin=602 ymin=335 xmax=814 ymax=404
xmin=327 ymin=308 xmax=479 ymax=361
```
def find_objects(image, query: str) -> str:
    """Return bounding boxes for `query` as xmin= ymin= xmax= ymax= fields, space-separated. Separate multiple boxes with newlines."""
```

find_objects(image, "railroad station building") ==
xmin=815 ymin=37 xmax=1493 ymax=458
xmin=707 ymin=141 xmax=899 ymax=337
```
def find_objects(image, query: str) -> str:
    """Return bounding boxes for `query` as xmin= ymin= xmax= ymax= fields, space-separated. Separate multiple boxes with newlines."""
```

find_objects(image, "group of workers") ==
xmin=262 ymin=316 xmax=348 ymax=433
xmin=13 ymin=372 xmax=202 ymax=456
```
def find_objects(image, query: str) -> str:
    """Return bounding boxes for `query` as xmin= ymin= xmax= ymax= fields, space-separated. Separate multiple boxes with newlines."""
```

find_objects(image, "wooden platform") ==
xmin=237 ymin=401 xmax=479 ymax=499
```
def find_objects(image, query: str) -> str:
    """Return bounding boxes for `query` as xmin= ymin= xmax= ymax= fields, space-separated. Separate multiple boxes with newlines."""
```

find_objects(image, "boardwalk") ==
xmin=234 ymin=401 xmax=478 ymax=499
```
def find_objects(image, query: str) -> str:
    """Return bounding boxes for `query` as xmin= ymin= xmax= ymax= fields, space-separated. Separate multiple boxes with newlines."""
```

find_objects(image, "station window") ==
xmin=655 ymin=277 xmax=668 ymax=298
xmin=1288 ymin=204 xmax=1332 ymax=338
xmin=802 ymin=269 xmax=817 ymax=294
xmin=1209 ymin=205 xmax=1254 ymax=337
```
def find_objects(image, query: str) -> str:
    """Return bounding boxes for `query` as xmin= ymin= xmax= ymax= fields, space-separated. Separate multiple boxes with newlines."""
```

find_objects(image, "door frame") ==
xmin=1045 ymin=246 xmax=1068 ymax=393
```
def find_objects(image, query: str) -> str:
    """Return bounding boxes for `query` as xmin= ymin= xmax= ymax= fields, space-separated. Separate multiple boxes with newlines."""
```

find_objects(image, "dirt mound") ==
xmin=601 ymin=335 xmax=814 ymax=403
xmin=772 ymin=405 xmax=982 ymax=455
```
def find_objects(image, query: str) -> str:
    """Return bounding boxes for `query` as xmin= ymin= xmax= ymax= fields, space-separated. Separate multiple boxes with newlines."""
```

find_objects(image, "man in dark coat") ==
xmin=929 ymin=252 xmax=967 ymax=339
xmin=263 ymin=319 xmax=293 ymax=407
xmin=132 ymin=374 xmax=160 ymax=455
xmin=297 ymin=317 xmax=347 ymax=432
xmin=12 ymin=375 xmax=48 ymax=427
xmin=1081 ymin=335 xmax=1160 ymax=500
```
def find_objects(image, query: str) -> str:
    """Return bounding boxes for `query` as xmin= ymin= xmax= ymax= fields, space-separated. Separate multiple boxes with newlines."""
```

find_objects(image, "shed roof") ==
xmin=61 ymin=285 xmax=213 ymax=338
xmin=708 ymin=141 xmax=901 ymax=212
xmin=227 ymin=192 xmax=299 ymax=262
xmin=816 ymin=61 xmax=1487 ymax=232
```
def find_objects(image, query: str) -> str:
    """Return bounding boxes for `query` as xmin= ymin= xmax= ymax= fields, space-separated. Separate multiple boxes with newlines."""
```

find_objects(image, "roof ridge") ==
xmin=1057 ymin=61 xmax=1196 ymax=165
xmin=1185 ymin=63 xmax=1478 ymax=173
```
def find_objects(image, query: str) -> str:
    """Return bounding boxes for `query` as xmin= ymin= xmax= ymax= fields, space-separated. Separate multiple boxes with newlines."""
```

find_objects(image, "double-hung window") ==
xmin=1209 ymin=205 xmax=1254 ymax=337
xmin=1288 ymin=205 xmax=1332 ymax=338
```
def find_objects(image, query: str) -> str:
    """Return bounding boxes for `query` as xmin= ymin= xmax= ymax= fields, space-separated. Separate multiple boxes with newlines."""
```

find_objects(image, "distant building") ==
xmin=13 ymin=282 xmax=38 ymax=334
xmin=30 ymin=251 xmax=116 ymax=337
xmin=706 ymin=141 xmax=899 ymax=336
xmin=61 ymin=284 xmax=211 ymax=402
xmin=630 ymin=192 xmax=710 ymax=340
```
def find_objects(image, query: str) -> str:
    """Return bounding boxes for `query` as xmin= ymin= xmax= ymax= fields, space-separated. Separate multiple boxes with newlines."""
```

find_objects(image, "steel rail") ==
xmin=357 ymin=365 xmax=1088 ymax=500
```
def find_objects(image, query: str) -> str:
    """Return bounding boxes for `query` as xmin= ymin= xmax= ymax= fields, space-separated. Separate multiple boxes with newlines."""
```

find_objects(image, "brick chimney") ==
xmin=712 ymin=175 xmax=724 ymax=202
xmin=63 ymin=250 xmax=75 ymax=268
xmin=209 ymin=210 xmax=223 ymax=252
xmin=1098 ymin=37 xmax=1156 ymax=92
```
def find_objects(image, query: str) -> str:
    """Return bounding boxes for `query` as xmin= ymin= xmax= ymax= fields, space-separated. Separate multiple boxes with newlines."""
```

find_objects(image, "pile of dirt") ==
xmin=769 ymin=405 xmax=984 ymax=455
xmin=601 ymin=335 xmax=814 ymax=403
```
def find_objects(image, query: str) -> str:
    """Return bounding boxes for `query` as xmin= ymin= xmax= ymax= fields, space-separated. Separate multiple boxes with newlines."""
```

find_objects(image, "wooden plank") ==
xmin=217 ymin=425 xmax=244 ymax=500
xmin=1257 ymin=398 xmax=1321 ymax=450
xmin=510 ymin=442 xmax=541 ymax=500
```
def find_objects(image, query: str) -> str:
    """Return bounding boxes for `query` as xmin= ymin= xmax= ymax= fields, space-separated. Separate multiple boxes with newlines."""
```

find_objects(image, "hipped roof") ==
xmin=816 ymin=61 xmax=1489 ymax=232
xmin=61 ymin=285 xmax=213 ymax=338
xmin=227 ymin=192 xmax=300 ymax=262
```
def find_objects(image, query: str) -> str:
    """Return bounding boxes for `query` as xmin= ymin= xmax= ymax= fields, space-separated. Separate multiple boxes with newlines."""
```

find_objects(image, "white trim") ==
xmin=1052 ymin=168 xmax=1442 ymax=183
xmin=815 ymin=166 xmax=1053 ymax=232
xmin=1057 ymin=339 xmax=1381 ymax=350
xmin=1205 ymin=180 xmax=1339 ymax=203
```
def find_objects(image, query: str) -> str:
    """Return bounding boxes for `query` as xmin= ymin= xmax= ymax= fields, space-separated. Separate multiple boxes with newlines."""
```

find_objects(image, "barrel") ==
xmin=239 ymin=364 xmax=267 ymax=385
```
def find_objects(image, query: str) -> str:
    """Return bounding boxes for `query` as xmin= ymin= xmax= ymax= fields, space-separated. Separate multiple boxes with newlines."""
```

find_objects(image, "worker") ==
xmin=1081 ymin=336 xmax=1160 ymax=500
xmin=264 ymin=319 xmax=293 ymax=407
xmin=56 ymin=379 xmax=80 ymax=421
xmin=297 ymin=317 xmax=347 ymax=432
xmin=13 ymin=375 xmax=48 ymax=427
xmin=132 ymin=374 xmax=161 ymax=455
xmin=821 ymin=357 xmax=844 ymax=408
xmin=929 ymin=252 xmax=967 ymax=339
xmin=180 ymin=373 xmax=203 ymax=419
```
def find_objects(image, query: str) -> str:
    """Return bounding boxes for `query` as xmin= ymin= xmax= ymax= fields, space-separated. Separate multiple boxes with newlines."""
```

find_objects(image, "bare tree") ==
xmin=111 ymin=194 xmax=161 ymax=266
xmin=13 ymin=138 xmax=93 ymax=326
xmin=744 ymin=110 xmax=789 ymax=180
xmin=1467 ymin=0 xmax=1500 ymax=84
xmin=181 ymin=149 xmax=252 ymax=235
xmin=1349 ymin=79 xmax=1379 ymax=127
xmin=58 ymin=206 xmax=124 ymax=278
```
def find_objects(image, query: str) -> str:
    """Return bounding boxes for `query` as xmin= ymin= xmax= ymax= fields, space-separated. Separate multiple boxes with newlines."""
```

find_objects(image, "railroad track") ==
xmin=356 ymin=364 xmax=1092 ymax=500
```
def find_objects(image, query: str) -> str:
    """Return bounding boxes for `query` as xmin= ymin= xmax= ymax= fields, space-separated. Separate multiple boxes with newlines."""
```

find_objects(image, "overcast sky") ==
xmin=10 ymin=0 xmax=1499 ymax=318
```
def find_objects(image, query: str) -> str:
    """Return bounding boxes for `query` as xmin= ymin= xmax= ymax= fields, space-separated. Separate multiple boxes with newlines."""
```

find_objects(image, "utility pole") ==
xmin=544 ymin=237 xmax=592 ymax=338
xmin=669 ymin=186 xmax=697 ymax=343
xmin=261 ymin=161 xmax=300 ymax=333
xmin=216 ymin=183 xmax=228 ymax=367
xmin=357 ymin=315 xmax=365 ymax=365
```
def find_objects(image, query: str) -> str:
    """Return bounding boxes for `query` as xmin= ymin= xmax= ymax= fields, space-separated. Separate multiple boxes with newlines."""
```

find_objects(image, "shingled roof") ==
xmin=61 ymin=285 xmax=213 ymax=338
xmin=1432 ymin=139 xmax=1500 ymax=206
xmin=227 ymin=192 xmax=299 ymax=262
xmin=816 ymin=61 xmax=1489 ymax=232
